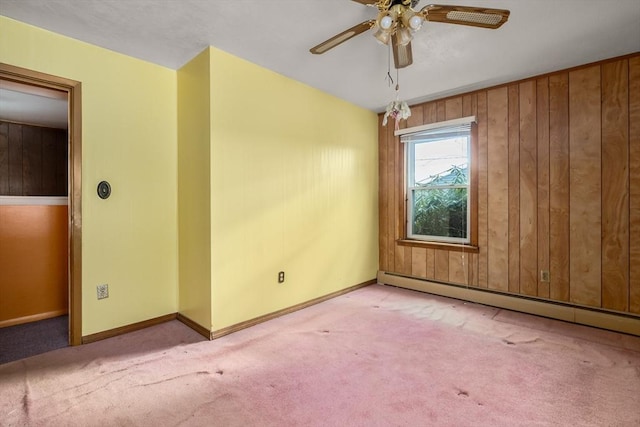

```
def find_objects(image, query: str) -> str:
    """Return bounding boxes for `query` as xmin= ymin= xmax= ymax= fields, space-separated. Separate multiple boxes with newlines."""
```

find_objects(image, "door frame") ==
xmin=0 ymin=63 xmax=82 ymax=345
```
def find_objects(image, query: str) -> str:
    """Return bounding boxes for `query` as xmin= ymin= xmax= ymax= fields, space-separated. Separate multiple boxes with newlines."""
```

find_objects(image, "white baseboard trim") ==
xmin=377 ymin=271 xmax=640 ymax=337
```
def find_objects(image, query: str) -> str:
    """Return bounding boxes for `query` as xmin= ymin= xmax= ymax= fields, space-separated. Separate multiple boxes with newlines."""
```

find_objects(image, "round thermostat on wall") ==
xmin=97 ymin=181 xmax=111 ymax=199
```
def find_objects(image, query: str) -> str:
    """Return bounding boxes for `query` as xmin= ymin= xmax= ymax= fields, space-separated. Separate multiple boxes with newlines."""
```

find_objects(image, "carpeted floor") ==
xmin=0 ymin=315 xmax=68 ymax=364
xmin=0 ymin=285 xmax=639 ymax=426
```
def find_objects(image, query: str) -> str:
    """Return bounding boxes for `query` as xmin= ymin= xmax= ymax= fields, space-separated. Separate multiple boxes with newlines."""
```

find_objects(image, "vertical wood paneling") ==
xmin=0 ymin=122 xmax=8 ymax=194
xmin=396 ymin=99 xmax=429 ymax=268
xmin=378 ymin=53 xmax=639 ymax=317
xmin=42 ymin=128 xmax=57 ymax=195
xmin=55 ymin=130 xmax=68 ymax=196
xmin=402 ymin=105 xmax=427 ymax=277
xmin=446 ymin=97 xmax=465 ymax=284
xmin=379 ymin=116 xmax=389 ymax=272
xmin=407 ymin=104 xmax=424 ymax=130
xmin=469 ymin=252 xmax=478 ymax=287
xmin=436 ymin=101 xmax=446 ymax=122
xmin=569 ymin=66 xmax=602 ymax=307
xmin=462 ymin=94 xmax=473 ymax=117
xmin=549 ymin=73 xmax=571 ymax=302
xmin=22 ymin=125 xmax=42 ymax=195
xmin=426 ymin=248 xmax=435 ymax=280
xmin=537 ymin=78 xmax=551 ymax=298
xmin=477 ymin=92 xmax=489 ymax=287
xmin=404 ymin=246 xmax=412 ymax=275
xmin=519 ymin=81 xmax=538 ymax=296
xmin=395 ymin=245 xmax=411 ymax=275
xmin=508 ymin=85 xmax=520 ymax=294
xmin=449 ymin=252 xmax=467 ymax=285
xmin=424 ymin=102 xmax=437 ymax=124
xmin=445 ymin=97 xmax=463 ymax=120
xmin=443 ymin=98 xmax=465 ymax=282
xmin=411 ymin=247 xmax=427 ymax=278
xmin=435 ymin=249 xmax=449 ymax=282
xmin=487 ymin=87 xmax=509 ymax=291
xmin=8 ymin=124 xmax=22 ymax=196
xmin=394 ymin=111 xmax=403 ymax=271
xmin=469 ymin=93 xmax=479 ymax=281
xmin=394 ymin=95 xmax=411 ymax=275
xmin=386 ymin=117 xmax=395 ymax=272
xmin=1 ymin=122 xmax=66 ymax=197
xmin=601 ymin=59 xmax=629 ymax=312
xmin=420 ymin=101 xmax=437 ymax=255
xmin=628 ymin=56 xmax=640 ymax=314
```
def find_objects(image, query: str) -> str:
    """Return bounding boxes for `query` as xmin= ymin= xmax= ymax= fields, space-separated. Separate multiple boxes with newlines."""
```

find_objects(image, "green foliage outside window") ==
xmin=412 ymin=164 xmax=468 ymax=239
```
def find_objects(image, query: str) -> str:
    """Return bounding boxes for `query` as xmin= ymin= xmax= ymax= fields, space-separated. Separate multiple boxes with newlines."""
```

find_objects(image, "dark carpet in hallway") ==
xmin=0 ymin=315 xmax=68 ymax=364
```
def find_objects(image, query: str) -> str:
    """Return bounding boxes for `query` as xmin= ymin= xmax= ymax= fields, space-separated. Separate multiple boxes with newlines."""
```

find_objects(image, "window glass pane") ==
xmin=414 ymin=137 xmax=468 ymax=187
xmin=412 ymin=188 xmax=468 ymax=239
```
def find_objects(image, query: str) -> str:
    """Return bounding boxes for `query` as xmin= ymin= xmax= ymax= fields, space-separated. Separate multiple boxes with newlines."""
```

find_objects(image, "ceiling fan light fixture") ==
xmin=374 ymin=28 xmax=391 ymax=45
xmin=379 ymin=14 xmax=394 ymax=30
xmin=400 ymin=8 xmax=423 ymax=31
xmin=408 ymin=14 xmax=423 ymax=31
xmin=395 ymin=26 xmax=413 ymax=46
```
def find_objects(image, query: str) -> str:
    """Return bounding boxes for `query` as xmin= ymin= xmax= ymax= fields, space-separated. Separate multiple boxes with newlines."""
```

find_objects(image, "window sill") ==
xmin=397 ymin=239 xmax=480 ymax=253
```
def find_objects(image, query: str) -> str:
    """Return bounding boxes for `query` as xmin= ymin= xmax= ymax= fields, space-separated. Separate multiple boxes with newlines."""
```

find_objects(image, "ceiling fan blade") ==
xmin=351 ymin=0 xmax=379 ymax=5
xmin=310 ymin=20 xmax=376 ymax=54
xmin=392 ymin=36 xmax=413 ymax=69
xmin=421 ymin=4 xmax=510 ymax=29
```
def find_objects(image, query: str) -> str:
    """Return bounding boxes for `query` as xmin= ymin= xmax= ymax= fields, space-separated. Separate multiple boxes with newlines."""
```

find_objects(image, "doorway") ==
xmin=0 ymin=63 xmax=82 ymax=347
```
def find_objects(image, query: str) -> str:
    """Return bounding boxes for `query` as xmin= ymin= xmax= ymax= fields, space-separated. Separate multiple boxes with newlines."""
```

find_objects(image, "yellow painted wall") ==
xmin=1 ymin=16 xmax=379 ymax=337
xmin=209 ymin=47 xmax=379 ymax=330
xmin=0 ymin=17 xmax=178 ymax=335
xmin=177 ymin=48 xmax=212 ymax=328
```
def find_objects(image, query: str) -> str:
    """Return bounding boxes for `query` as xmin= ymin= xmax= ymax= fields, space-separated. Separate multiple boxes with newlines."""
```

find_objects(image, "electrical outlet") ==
xmin=540 ymin=270 xmax=550 ymax=283
xmin=278 ymin=271 xmax=285 ymax=283
xmin=97 ymin=284 xmax=109 ymax=300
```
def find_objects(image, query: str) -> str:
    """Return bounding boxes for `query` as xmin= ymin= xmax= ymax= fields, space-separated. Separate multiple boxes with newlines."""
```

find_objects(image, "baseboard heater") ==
xmin=378 ymin=270 xmax=640 ymax=337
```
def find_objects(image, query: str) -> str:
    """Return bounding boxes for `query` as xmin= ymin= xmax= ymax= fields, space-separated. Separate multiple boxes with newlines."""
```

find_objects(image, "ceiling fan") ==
xmin=310 ymin=1 xmax=510 ymax=69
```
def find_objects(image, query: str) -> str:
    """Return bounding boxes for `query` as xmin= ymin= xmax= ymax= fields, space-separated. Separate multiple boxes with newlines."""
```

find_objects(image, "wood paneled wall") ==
xmin=379 ymin=53 xmax=640 ymax=316
xmin=0 ymin=121 xmax=67 ymax=196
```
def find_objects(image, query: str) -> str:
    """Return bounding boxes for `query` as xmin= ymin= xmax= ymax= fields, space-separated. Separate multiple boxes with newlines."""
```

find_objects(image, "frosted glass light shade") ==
xmin=374 ymin=29 xmax=391 ymax=45
xmin=380 ymin=15 xmax=394 ymax=30
xmin=395 ymin=27 xmax=413 ymax=46
xmin=409 ymin=15 xmax=423 ymax=30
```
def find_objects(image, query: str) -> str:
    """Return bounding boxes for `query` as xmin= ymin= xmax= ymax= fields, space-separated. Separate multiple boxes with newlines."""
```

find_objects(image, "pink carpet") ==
xmin=1 ymin=284 xmax=639 ymax=426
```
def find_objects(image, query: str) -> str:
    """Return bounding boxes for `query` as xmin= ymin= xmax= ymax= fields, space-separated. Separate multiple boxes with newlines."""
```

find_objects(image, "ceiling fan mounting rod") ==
xmin=375 ymin=0 xmax=413 ymax=11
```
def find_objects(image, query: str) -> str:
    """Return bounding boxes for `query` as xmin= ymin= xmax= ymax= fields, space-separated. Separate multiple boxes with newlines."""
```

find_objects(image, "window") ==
xmin=400 ymin=118 xmax=475 ymax=244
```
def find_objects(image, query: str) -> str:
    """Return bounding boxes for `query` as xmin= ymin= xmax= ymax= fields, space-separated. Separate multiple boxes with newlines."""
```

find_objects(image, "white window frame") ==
xmin=397 ymin=116 xmax=475 ymax=244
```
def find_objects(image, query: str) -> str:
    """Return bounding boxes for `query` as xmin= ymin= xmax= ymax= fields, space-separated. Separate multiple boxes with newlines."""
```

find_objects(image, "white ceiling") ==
xmin=0 ymin=80 xmax=68 ymax=129
xmin=1 ymin=0 xmax=639 ymax=114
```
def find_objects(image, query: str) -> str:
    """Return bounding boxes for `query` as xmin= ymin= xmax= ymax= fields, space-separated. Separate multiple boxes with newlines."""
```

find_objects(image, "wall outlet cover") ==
xmin=97 ymin=284 xmax=109 ymax=299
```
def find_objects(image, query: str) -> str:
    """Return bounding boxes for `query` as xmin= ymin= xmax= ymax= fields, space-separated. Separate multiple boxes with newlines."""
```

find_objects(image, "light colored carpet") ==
xmin=1 ymin=284 xmax=639 ymax=426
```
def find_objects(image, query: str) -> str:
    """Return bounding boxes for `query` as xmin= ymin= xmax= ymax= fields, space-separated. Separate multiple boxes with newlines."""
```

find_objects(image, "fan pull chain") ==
xmin=385 ymin=41 xmax=394 ymax=87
